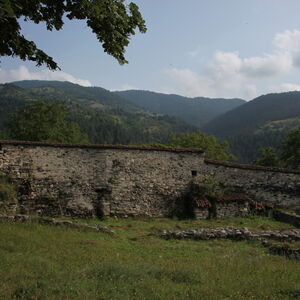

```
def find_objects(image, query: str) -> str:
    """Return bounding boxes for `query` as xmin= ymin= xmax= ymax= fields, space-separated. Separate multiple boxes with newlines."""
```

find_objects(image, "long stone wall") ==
xmin=0 ymin=141 xmax=204 ymax=217
xmin=0 ymin=141 xmax=299 ymax=218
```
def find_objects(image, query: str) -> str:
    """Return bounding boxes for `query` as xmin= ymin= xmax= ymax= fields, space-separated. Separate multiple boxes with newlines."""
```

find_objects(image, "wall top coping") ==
xmin=204 ymin=158 xmax=300 ymax=174
xmin=0 ymin=140 xmax=205 ymax=154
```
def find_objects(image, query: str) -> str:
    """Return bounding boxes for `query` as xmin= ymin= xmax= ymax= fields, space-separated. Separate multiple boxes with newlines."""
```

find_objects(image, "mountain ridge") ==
xmin=0 ymin=81 xmax=197 ymax=144
xmin=115 ymin=89 xmax=245 ymax=128
xmin=203 ymin=91 xmax=300 ymax=137
xmin=202 ymin=91 xmax=300 ymax=162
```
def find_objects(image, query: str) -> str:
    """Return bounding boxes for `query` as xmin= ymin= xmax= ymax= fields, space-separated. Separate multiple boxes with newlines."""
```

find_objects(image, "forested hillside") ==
xmin=203 ymin=92 xmax=300 ymax=162
xmin=13 ymin=80 xmax=143 ymax=114
xmin=115 ymin=90 xmax=245 ymax=128
xmin=0 ymin=81 xmax=196 ymax=144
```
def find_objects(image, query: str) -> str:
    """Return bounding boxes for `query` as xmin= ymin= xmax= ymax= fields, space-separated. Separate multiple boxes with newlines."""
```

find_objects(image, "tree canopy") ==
xmin=0 ymin=129 xmax=6 ymax=139
xmin=10 ymin=100 xmax=88 ymax=143
xmin=281 ymin=126 xmax=300 ymax=169
xmin=170 ymin=131 xmax=236 ymax=161
xmin=254 ymin=126 xmax=300 ymax=169
xmin=253 ymin=147 xmax=281 ymax=167
xmin=0 ymin=0 xmax=146 ymax=70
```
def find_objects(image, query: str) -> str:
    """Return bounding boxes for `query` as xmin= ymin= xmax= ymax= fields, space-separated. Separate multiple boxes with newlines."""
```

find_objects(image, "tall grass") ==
xmin=0 ymin=217 xmax=299 ymax=299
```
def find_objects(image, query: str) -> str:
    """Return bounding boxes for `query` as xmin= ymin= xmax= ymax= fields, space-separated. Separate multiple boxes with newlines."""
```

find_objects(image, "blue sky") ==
xmin=1 ymin=0 xmax=300 ymax=100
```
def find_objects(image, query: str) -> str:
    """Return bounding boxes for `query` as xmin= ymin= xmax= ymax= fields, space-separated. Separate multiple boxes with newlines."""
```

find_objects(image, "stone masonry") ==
xmin=203 ymin=159 xmax=300 ymax=209
xmin=0 ymin=141 xmax=205 ymax=218
xmin=0 ymin=141 xmax=299 ymax=218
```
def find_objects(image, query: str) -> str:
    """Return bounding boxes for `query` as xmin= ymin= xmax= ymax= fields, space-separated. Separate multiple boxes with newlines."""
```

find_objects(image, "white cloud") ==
xmin=165 ymin=29 xmax=300 ymax=99
xmin=112 ymin=83 xmax=139 ymax=91
xmin=165 ymin=68 xmax=213 ymax=97
xmin=166 ymin=66 xmax=257 ymax=99
xmin=0 ymin=66 xmax=92 ymax=87
xmin=208 ymin=51 xmax=242 ymax=91
xmin=274 ymin=29 xmax=300 ymax=52
xmin=240 ymin=53 xmax=292 ymax=78
xmin=268 ymin=83 xmax=300 ymax=93
xmin=244 ymin=84 xmax=258 ymax=99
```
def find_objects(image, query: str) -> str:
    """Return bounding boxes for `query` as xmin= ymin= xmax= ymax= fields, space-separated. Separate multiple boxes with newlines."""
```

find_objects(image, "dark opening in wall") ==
xmin=191 ymin=170 xmax=197 ymax=177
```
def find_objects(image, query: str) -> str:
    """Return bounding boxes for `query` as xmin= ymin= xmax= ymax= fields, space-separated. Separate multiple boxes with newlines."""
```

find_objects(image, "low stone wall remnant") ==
xmin=262 ymin=240 xmax=300 ymax=260
xmin=159 ymin=227 xmax=300 ymax=242
xmin=273 ymin=210 xmax=300 ymax=228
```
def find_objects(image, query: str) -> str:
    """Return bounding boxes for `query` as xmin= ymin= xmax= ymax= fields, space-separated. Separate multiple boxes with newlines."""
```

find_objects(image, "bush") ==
xmin=0 ymin=175 xmax=17 ymax=204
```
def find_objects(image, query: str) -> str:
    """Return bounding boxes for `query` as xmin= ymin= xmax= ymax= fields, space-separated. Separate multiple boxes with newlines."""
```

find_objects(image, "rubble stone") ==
xmin=0 ymin=141 xmax=299 ymax=218
xmin=159 ymin=227 xmax=300 ymax=242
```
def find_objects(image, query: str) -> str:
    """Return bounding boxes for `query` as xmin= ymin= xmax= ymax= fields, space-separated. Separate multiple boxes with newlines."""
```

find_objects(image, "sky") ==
xmin=2 ymin=0 xmax=300 ymax=100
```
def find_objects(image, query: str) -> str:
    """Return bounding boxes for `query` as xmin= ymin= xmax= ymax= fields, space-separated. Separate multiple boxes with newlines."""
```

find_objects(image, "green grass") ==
xmin=0 ymin=216 xmax=299 ymax=299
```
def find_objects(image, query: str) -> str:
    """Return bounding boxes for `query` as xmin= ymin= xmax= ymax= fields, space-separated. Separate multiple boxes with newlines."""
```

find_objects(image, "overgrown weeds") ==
xmin=0 ymin=174 xmax=17 ymax=214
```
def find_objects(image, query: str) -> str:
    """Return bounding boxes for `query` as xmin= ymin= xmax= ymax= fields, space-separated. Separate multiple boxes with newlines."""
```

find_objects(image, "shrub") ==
xmin=0 ymin=175 xmax=17 ymax=204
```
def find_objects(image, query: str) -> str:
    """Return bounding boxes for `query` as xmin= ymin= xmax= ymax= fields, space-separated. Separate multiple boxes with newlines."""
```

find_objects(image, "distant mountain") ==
xmin=0 ymin=81 xmax=197 ymax=144
xmin=203 ymin=92 xmax=300 ymax=162
xmin=203 ymin=92 xmax=300 ymax=137
xmin=13 ymin=80 xmax=143 ymax=114
xmin=115 ymin=90 xmax=245 ymax=128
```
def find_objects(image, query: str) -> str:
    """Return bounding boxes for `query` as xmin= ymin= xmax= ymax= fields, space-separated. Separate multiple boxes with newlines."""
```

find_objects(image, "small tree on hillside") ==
xmin=170 ymin=131 xmax=236 ymax=161
xmin=10 ymin=100 xmax=88 ymax=144
xmin=253 ymin=127 xmax=300 ymax=169
xmin=281 ymin=126 xmax=300 ymax=169
xmin=254 ymin=147 xmax=281 ymax=167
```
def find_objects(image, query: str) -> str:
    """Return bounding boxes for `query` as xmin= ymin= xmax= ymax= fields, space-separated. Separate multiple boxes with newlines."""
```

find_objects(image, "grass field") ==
xmin=0 ymin=216 xmax=299 ymax=299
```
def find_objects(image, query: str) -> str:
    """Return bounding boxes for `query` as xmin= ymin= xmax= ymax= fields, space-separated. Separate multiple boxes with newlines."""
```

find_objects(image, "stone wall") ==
xmin=0 ymin=141 xmax=205 ymax=218
xmin=193 ymin=203 xmax=249 ymax=220
xmin=273 ymin=210 xmax=300 ymax=228
xmin=192 ymin=194 xmax=251 ymax=220
xmin=203 ymin=159 xmax=300 ymax=210
xmin=193 ymin=208 xmax=209 ymax=219
xmin=216 ymin=202 xmax=249 ymax=219
xmin=0 ymin=141 xmax=299 ymax=218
